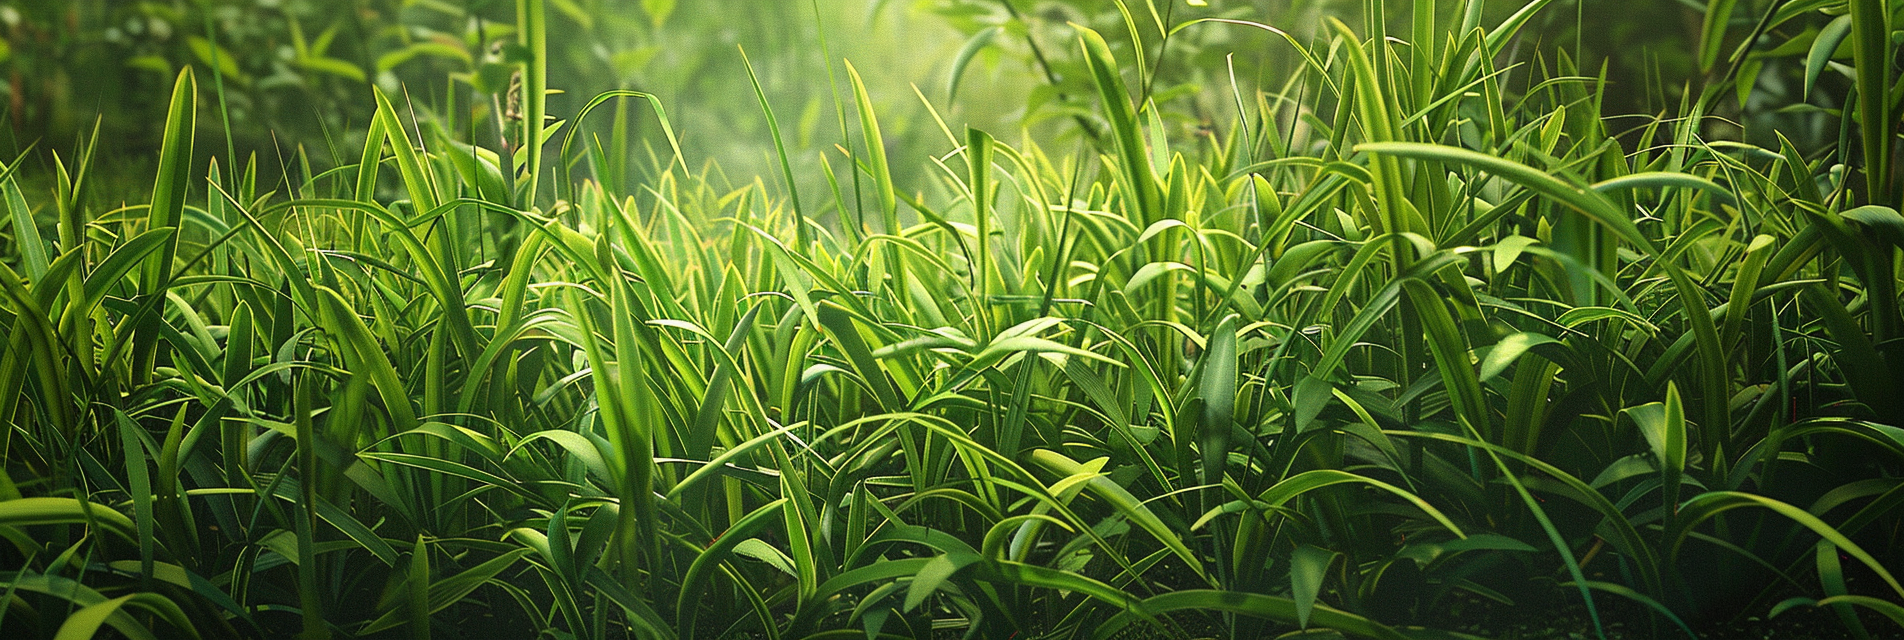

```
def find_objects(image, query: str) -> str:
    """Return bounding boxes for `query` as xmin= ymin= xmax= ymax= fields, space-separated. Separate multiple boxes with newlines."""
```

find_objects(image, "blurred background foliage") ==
xmin=0 ymin=0 xmax=1798 ymax=196
xmin=0 ymin=0 xmax=1016 ymax=201
xmin=0 ymin=0 xmax=1869 ymax=210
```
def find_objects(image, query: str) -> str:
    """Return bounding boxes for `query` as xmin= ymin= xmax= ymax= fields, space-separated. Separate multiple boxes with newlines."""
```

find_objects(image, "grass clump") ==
xmin=1 ymin=1 xmax=1902 ymax=639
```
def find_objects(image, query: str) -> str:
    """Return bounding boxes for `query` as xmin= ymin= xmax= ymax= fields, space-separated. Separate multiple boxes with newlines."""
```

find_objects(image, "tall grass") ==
xmin=1 ymin=1 xmax=1902 ymax=639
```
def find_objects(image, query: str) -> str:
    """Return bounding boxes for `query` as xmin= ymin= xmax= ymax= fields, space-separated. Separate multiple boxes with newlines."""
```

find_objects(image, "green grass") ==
xmin=0 ymin=1 xmax=1902 ymax=639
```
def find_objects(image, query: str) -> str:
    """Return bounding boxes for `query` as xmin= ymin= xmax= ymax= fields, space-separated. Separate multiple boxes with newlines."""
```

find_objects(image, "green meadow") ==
xmin=0 ymin=1 xmax=1900 ymax=638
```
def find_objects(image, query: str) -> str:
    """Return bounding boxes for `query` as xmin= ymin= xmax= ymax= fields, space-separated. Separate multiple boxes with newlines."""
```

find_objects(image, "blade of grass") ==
xmin=741 ymin=46 xmax=808 ymax=247
xmin=2 ymin=166 xmax=45 ymax=280
xmin=133 ymin=67 xmax=197 ymax=384
xmin=844 ymin=61 xmax=897 ymax=236
xmin=1076 ymin=25 xmax=1161 ymax=223
xmin=517 ymin=0 xmax=548 ymax=206
xmin=1846 ymin=0 xmax=1894 ymax=203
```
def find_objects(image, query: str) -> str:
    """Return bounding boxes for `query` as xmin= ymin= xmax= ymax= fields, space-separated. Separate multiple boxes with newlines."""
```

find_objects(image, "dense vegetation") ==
xmin=1 ymin=0 xmax=1902 ymax=638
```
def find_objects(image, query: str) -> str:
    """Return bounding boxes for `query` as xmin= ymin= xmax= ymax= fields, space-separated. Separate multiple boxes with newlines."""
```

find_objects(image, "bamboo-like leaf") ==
xmin=1721 ymin=235 xmax=1776 ymax=350
xmin=1403 ymin=279 xmax=1491 ymax=440
xmin=968 ymin=127 xmax=997 ymax=340
xmin=1627 ymin=384 xmax=1687 ymax=516
xmin=815 ymin=301 xmax=903 ymax=411
xmin=315 ymin=287 xmax=418 ymax=436
xmin=75 ymin=228 xmax=176 ymax=318
xmin=975 ymin=560 xmax=1138 ymax=609
xmin=778 ymin=462 xmax=821 ymax=602
xmin=1479 ymin=332 xmax=1559 ymax=382
xmin=407 ymin=536 xmax=431 ymax=640
xmin=1329 ymin=19 xmax=1407 ymax=234
xmin=127 ymin=68 xmax=194 ymax=383
xmin=1591 ymin=172 xmax=1737 ymax=206
xmin=372 ymin=90 xmax=442 ymax=214
xmin=1814 ymin=540 xmax=1872 ymax=639
xmin=355 ymin=114 xmax=385 ymax=202
xmin=687 ymin=304 xmax=762 ymax=462
xmin=1315 ymin=251 xmax=1466 ymax=378
xmin=1804 ymin=16 xmax=1853 ymax=99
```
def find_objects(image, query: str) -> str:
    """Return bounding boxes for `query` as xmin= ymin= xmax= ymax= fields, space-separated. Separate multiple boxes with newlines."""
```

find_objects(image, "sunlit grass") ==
xmin=0 ymin=1 xmax=1901 ymax=639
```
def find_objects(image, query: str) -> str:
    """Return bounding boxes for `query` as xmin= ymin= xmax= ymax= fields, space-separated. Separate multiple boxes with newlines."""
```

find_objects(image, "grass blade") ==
xmin=517 ymin=0 xmax=548 ymax=206
xmin=2 ymin=169 xmax=45 ymax=280
xmin=131 ymin=67 xmax=196 ymax=383
xmin=1076 ymin=25 xmax=1161 ymax=223
xmin=1846 ymin=0 xmax=1895 ymax=202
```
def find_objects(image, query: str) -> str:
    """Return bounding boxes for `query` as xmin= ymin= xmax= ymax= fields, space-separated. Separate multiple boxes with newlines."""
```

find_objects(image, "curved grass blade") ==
xmin=1669 ymin=492 xmax=1904 ymax=600
xmin=947 ymin=26 xmax=1001 ymax=103
xmin=53 ymin=592 xmax=199 ymax=640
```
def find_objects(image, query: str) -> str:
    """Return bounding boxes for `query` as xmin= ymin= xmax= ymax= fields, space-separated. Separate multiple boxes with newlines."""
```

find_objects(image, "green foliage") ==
xmin=1 ymin=1 xmax=1902 ymax=639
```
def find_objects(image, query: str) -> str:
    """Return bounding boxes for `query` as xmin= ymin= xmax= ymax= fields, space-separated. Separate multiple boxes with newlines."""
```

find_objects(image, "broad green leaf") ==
xmin=1478 ymin=332 xmax=1559 ymax=382
xmin=1805 ymin=16 xmax=1854 ymax=98
xmin=1290 ymin=544 xmax=1336 ymax=628
xmin=904 ymin=551 xmax=981 ymax=611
